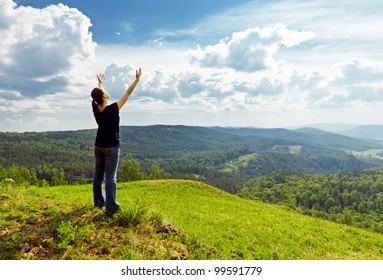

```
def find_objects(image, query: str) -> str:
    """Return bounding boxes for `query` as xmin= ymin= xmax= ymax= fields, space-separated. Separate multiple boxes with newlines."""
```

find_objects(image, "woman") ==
xmin=91 ymin=68 xmax=142 ymax=214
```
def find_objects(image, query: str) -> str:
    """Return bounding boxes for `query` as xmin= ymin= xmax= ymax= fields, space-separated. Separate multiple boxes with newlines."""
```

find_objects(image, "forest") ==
xmin=2 ymin=125 xmax=383 ymax=233
xmin=1 ymin=125 xmax=383 ymax=190
xmin=238 ymin=170 xmax=383 ymax=233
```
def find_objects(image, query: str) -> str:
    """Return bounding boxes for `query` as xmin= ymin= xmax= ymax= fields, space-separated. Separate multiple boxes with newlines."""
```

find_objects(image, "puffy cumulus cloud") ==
xmin=334 ymin=59 xmax=383 ymax=85
xmin=326 ymin=59 xmax=383 ymax=103
xmin=103 ymin=64 xmax=180 ymax=103
xmin=0 ymin=0 xmax=15 ymax=28
xmin=187 ymin=24 xmax=314 ymax=72
xmin=176 ymin=72 xmax=204 ymax=98
xmin=141 ymin=68 xmax=179 ymax=102
xmin=0 ymin=0 xmax=96 ymax=98
xmin=103 ymin=63 xmax=223 ymax=104
xmin=234 ymin=78 xmax=285 ymax=97
xmin=287 ymin=58 xmax=383 ymax=108
xmin=103 ymin=64 xmax=139 ymax=95
xmin=285 ymin=69 xmax=351 ymax=109
xmin=289 ymin=71 xmax=324 ymax=90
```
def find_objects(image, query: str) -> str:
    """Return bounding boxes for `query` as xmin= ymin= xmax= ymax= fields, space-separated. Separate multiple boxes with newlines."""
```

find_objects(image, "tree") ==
xmin=148 ymin=164 xmax=162 ymax=180
xmin=119 ymin=160 xmax=144 ymax=182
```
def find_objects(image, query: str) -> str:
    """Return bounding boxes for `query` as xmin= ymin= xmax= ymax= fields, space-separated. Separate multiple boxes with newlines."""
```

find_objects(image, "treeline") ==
xmin=0 ymin=161 xmax=166 ymax=187
xmin=239 ymin=152 xmax=371 ymax=177
xmin=0 ymin=160 xmax=244 ymax=194
xmin=0 ymin=164 xmax=67 ymax=187
xmin=238 ymin=170 xmax=383 ymax=233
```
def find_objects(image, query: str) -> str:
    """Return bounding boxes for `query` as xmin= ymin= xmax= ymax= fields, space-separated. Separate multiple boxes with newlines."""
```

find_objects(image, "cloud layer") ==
xmin=100 ymin=25 xmax=383 ymax=115
xmin=0 ymin=0 xmax=96 ymax=98
xmin=1 ymin=0 xmax=383 ymax=131
xmin=99 ymin=24 xmax=317 ymax=114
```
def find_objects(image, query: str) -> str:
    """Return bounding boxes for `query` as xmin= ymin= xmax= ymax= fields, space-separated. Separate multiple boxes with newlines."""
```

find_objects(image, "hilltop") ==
xmin=1 ymin=179 xmax=383 ymax=260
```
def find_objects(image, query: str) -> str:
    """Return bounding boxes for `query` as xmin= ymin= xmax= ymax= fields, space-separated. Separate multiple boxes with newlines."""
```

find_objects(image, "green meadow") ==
xmin=1 ymin=179 xmax=383 ymax=260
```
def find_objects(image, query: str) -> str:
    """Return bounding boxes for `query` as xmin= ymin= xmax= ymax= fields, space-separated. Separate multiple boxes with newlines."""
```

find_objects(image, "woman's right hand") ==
xmin=135 ymin=68 xmax=142 ymax=81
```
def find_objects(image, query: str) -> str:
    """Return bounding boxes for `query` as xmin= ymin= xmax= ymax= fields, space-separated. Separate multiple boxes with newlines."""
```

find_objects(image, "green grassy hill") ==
xmin=1 ymin=180 xmax=383 ymax=260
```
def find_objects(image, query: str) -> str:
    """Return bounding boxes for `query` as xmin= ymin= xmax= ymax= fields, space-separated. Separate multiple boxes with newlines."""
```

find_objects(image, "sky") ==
xmin=1 ymin=0 xmax=383 ymax=132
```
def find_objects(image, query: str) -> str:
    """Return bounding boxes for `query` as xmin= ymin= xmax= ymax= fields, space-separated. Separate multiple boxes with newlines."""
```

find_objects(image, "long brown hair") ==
xmin=91 ymin=88 xmax=104 ymax=113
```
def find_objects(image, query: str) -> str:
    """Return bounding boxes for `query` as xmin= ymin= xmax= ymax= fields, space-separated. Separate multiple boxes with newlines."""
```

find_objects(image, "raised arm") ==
xmin=117 ymin=68 xmax=142 ymax=110
xmin=97 ymin=73 xmax=105 ymax=89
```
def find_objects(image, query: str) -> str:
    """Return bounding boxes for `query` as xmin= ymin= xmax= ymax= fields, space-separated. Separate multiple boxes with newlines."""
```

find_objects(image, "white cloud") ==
xmin=103 ymin=64 xmax=137 ymax=94
xmin=0 ymin=0 xmax=96 ymax=98
xmin=1 ymin=116 xmax=60 ymax=132
xmin=0 ymin=95 xmax=57 ymax=114
xmin=176 ymin=72 xmax=204 ymax=98
xmin=102 ymin=63 xmax=178 ymax=103
xmin=187 ymin=24 xmax=314 ymax=72
xmin=289 ymin=58 xmax=383 ymax=108
xmin=235 ymin=78 xmax=285 ymax=97
xmin=328 ymin=59 xmax=383 ymax=103
xmin=347 ymin=85 xmax=383 ymax=102
xmin=334 ymin=59 xmax=383 ymax=85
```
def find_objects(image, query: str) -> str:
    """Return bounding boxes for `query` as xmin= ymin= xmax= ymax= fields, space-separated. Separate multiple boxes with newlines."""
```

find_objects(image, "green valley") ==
xmin=1 ymin=125 xmax=383 ymax=193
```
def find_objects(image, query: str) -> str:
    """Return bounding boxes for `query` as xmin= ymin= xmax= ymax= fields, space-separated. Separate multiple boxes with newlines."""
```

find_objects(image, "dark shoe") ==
xmin=105 ymin=207 xmax=120 ymax=216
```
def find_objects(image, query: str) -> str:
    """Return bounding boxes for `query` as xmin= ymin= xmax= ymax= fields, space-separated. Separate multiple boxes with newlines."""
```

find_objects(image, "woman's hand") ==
xmin=97 ymin=73 xmax=105 ymax=88
xmin=135 ymin=68 xmax=142 ymax=81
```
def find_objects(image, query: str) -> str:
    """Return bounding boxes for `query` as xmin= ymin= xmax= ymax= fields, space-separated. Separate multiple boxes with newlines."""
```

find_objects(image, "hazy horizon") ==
xmin=2 ymin=122 xmax=383 ymax=134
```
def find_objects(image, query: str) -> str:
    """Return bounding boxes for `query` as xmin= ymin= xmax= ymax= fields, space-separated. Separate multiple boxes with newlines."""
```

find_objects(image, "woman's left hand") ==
xmin=97 ymin=73 xmax=105 ymax=84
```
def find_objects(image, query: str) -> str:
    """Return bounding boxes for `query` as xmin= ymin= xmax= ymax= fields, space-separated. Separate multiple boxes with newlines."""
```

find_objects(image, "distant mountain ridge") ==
xmin=335 ymin=125 xmax=383 ymax=140
xmin=303 ymin=124 xmax=383 ymax=140
xmin=209 ymin=126 xmax=383 ymax=151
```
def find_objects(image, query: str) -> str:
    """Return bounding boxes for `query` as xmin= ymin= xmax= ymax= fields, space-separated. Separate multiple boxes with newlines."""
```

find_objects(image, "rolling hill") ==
xmin=2 ymin=125 xmax=383 ymax=192
xmin=1 ymin=179 xmax=383 ymax=260
xmin=2 ymin=125 xmax=382 ymax=167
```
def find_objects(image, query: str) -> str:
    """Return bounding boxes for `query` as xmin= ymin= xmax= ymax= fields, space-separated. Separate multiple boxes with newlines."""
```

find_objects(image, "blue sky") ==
xmin=1 ymin=0 xmax=383 ymax=131
xmin=15 ymin=0 xmax=251 ymax=45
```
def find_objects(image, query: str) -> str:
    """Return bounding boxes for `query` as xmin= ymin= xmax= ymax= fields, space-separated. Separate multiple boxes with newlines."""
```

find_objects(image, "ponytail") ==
xmin=91 ymin=88 xmax=104 ymax=113
xmin=91 ymin=99 xmax=99 ymax=113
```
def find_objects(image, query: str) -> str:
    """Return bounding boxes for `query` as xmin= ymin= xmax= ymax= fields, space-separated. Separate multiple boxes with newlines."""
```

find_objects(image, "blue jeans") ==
xmin=93 ymin=145 xmax=120 ymax=213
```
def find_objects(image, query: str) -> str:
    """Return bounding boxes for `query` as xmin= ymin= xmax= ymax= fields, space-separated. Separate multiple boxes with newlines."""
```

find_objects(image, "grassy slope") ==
xmin=1 ymin=180 xmax=383 ymax=260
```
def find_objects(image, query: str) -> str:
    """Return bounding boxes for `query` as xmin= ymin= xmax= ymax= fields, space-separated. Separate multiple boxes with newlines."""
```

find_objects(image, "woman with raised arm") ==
xmin=91 ymin=68 xmax=142 ymax=214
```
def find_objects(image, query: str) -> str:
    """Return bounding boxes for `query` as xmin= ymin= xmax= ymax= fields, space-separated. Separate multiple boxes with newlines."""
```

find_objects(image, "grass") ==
xmin=1 ymin=179 xmax=383 ymax=260
xmin=0 ymin=183 xmax=184 ymax=260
